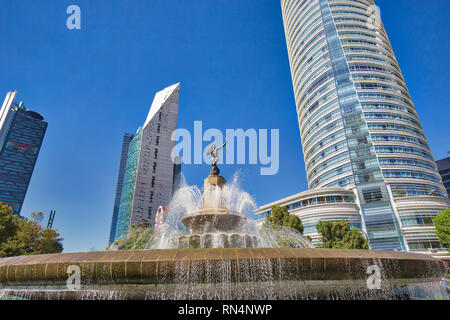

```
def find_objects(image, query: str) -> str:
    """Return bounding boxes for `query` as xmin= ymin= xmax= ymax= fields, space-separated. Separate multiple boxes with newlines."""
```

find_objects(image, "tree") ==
xmin=0 ymin=202 xmax=19 ymax=243
xmin=316 ymin=220 xmax=368 ymax=249
xmin=0 ymin=203 xmax=64 ymax=258
xmin=14 ymin=216 xmax=42 ymax=255
xmin=107 ymin=224 xmax=156 ymax=250
xmin=261 ymin=205 xmax=305 ymax=248
xmin=434 ymin=208 xmax=450 ymax=251
xmin=36 ymin=228 xmax=64 ymax=255
xmin=30 ymin=211 xmax=44 ymax=224
xmin=264 ymin=205 xmax=304 ymax=233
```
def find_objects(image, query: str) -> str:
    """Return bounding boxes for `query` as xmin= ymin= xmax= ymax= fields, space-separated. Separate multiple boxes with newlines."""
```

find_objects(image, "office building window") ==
xmin=148 ymin=207 xmax=153 ymax=220
xmin=362 ymin=187 xmax=382 ymax=203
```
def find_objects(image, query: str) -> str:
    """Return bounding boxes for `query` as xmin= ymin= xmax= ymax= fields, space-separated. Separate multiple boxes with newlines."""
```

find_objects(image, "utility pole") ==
xmin=47 ymin=210 xmax=56 ymax=229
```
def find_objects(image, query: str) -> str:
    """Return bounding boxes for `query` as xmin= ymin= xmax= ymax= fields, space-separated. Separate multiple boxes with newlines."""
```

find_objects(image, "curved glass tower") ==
xmin=281 ymin=0 xmax=449 ymax=252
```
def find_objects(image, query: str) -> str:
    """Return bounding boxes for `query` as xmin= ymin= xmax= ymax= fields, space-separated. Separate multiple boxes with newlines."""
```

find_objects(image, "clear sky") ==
xmin=0 ymin=0 xmax=449 ymax=253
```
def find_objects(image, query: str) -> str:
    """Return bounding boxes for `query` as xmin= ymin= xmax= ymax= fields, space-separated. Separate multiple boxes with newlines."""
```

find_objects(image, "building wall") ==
xmin=255 ymin=188 xmax=361 ymax=247
xmin=113 ymin=83 xmax=180 ymax=242
xmin=0 ymin=92 xmax=17 ymax=151
xmin=0 ymin=92 xmax=47 ymax=216
xmin=130 ymin=84 xmax=180 ymax=227
xmin=115 ymin=128 xmax=142 ymax=241
xmin=278 ymin=0 xmax=450 ymax=252
xmin=436 ymin=157 xmax=450 ymax=197
xmin=172 ymin=161 xmax=182 ymax=195
xmin=394 ymin=196 xmax=449 ymax=253
xmin=109 ymin=133 xmax=134 ymax=244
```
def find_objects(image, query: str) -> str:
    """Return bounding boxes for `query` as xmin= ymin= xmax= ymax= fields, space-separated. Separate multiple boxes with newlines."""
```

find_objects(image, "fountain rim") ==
xmin=0 ymin=248 xmax=446 ymax=297
xmin=0 ymin=248 xmax=445 ymax=266
xmin=186 ymin=208 xmax=241 ymax=216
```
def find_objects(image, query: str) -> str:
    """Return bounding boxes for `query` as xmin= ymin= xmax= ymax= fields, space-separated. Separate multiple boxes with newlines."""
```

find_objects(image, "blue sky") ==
xmin=0 ymin=0 xmax=449 ymax=252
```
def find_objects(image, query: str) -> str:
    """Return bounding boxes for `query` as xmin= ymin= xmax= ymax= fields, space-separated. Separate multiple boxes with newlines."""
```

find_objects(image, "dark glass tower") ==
xmin=109 ymin=133 xmax=135 ymax=244
xmin=0 ymin=92 xmax=47 ymax=216
xmin=436 ymin=157 xmax=450 ymax=198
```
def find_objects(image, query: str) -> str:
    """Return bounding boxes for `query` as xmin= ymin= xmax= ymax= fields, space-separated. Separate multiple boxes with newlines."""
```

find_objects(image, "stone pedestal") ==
xmin=203 ymin=175 xmax=226 ymax=209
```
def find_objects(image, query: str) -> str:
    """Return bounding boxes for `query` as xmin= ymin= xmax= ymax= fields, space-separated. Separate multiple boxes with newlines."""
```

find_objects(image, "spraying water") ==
xmin=109 ymin=172 xmax=312 ymax=250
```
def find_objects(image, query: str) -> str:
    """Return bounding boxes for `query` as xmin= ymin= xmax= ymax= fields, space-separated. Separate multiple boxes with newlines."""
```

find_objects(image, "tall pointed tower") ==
xmin=113 ymin=83 xmax=180 ymax=242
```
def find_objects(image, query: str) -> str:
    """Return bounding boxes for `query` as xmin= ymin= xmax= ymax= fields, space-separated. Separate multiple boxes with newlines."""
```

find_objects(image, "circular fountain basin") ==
xmin=182 ymin=211 xmax=247 ymax=233
xmin=177 ymin=233 xmax=259 ymax=249
xmin=0 ymin=248 xmax=447 ymax=300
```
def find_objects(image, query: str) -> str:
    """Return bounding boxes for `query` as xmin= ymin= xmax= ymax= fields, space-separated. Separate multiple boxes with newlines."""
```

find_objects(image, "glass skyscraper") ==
xmin=110 ymin=83 xmax=180 ymax=243
xmin=0 ymin=92 xmax=47 ymax=216
xmin=436 ymin=157 xmax=450 ymax=198
xmin=109 ymin=133 xmax=135 ymax=244
xmin=273 ymin=0 xmax=450 ymax=252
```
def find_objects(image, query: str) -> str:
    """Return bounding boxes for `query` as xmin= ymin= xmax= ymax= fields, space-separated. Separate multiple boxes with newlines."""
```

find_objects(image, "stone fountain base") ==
xmin=176 ymin=233 xmax=259 ymax=248
xmin=178 ymin=212 xmax=258 ymax=248
xmin=0 ymin=248 xmax=447 ymax=300
xmin=181 ymin=212 xmax=247 ymax=233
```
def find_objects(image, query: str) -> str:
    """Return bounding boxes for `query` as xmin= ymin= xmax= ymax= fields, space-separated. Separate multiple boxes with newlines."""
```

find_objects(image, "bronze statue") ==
xmin=206 ymin=140 xmax=227 ymax=176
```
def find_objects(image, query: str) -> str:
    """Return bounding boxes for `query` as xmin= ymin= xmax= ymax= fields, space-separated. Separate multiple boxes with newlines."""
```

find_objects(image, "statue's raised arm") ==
xmin=216 ymin=141 xmax=228 ymax=151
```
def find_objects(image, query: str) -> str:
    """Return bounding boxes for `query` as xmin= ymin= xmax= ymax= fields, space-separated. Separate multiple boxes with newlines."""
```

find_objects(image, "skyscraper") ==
xmin=109 ymin=133 xmax=135 ymax=244
xmin=0 ymin=91 xmax=47 ymax=216
xmin=436 ymin=157 xmax=450 ymax=197
xmin=255 ymin=0 xmax=450 ymax=254
xmin=111 ymin=83 xmax=180 ymax=243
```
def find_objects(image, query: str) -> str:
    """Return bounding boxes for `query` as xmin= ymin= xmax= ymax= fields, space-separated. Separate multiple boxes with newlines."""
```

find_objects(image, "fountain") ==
xmin=0 ymin=145 xmax=448 ymax=300
xmin=176 ymin=171 xmax=259 ymax=249
xmin=151 ymin=141 xmax=312 ymax=251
